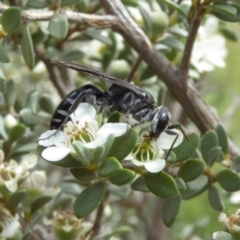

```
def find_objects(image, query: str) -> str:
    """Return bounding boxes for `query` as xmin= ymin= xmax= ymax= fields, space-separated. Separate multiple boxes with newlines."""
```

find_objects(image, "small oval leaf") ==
xmin=178 ymin=159 xmax=205 ymax=182
xmin=74 ymin=181 xmax=105 ymax=218
xmin=200 ymin=130 xmax=218 ymax=163
xmin=109 ymin=169 xmax=135 ymax=186
xmin=21 ymin=26 xmax=35 ymax=68
xmin=48 ymin=13 xmax=68 ymax=40
xmin=208 ymin=184 xmax=225 ymax=211
xmin=181 ymin=175 xmax=208 ymax=199
xmin=31 ymin=196 xmax=52 ymax=214
xmin=216 ymin=169 xmax=240 ymax=192
xmin=98 ymin=157 xmax=122 ymax=178
xmin=144 ymin=172 xmax=178 ymax=198
xmin=0 ymin=43 xmax=10 ymax=63
xmin=216 ymin=124 xmax=228 ymax=154
xmin=231 ymin=156 xmax=240 ymax=172
xmin=39 ymin=94 xmax=55 ymax=114
xmin=70 ymin=167 xmax=96 ymax=182
xmin=107 ymin=128 xmax=138 ymax=160
xmin=9 ymin=124 xmax=26 ymax=142
xmin=2 ymin=7 xmax=21 ymax=34
xmin=131 ymin=176 xmax=150 ymax=192
xmin=162 ymin=195 xmax=181 ymax=227
xmin=174 ymin=132 xmax=200 ymax=162
xmin=8 ymin=190 xmax=26 ymax=209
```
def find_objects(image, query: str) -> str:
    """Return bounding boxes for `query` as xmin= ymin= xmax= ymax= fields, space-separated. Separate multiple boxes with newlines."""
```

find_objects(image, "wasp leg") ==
xmin=167 ymin=123 xmax=189 ymax=141
xmin=164 ymin=129 xmax=179 ymax=160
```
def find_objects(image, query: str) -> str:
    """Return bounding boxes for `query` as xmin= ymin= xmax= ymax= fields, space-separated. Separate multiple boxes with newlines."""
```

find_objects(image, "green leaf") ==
xmin=83 ymin=30 xmax=111 ymax=45
xmin=25 ymin=91 xmax=39 ymax=113
xmin=141 ymin=67 xmax=155 ymax=80
xmin=21 ymin=26 xmax=35 ymax=68
xmin=174 ymin=133 xmax=200 ymax=162
xmin=138 ymin=5 xmax=151 ymax=31
xmin=121 ymin=0 xmax=139 ymax=7
xmin=216 ymin=169 xmax=240 ymax=192
xmin=9 ymin=124 xmax=26 ymax=142
xmin=210 ymin=3 xmax=240 ymax=22
xmin=208 ymin=184 xmax=225 ymax=211
xmin=26 ymin=0 xmax=48 ymax=8
xmin=160 ymin=35 xmax=184 ymax=51
xmin=216 ymin=124 xmax=228 ymax=154
xmin=61 ymin=0 xmax=81 ymax=6
xmin=0 ymin=43 xmax=10 ymax=63
xmin=220 ymin=28 xmax=238 ymax=41
xmin=10 ymin=142 xmax=37 ymax=158
xmin=8 ymin=190 xmax=26 ymax=209
xmin=206 ymin=4 xmax=237 ymax=16
xmin=74 ymin=181 xmax=105 ymax=218
xmin=48 ymin=13 xmax=68 ymax=40
xmin=231 ymin=156 xmax=240 ymax=172
xmin=200 ymin=130 xmax=218 ymax=163
xmin=162 ymin=0 xmax=186 ymax=16
xmin=107 ymin=111 xmax=121 ymax=123
xmin=19 ymin=108 xmax=40 ymax=126
xmin=107 ymin=129 xmax=138 ymax=160
xmin=60 ymin=50 xmax=85 ymax=61
xmin=70 ymin=167 xmax=96 ymax=182
xmin=0 ymin=69 xmax=6 ymax=82
xmin=178 ymin=159 xmax=205 ymax=182
xmin=72 ymin=141 xmax=91 ymax=165
xmin=39 ymin=94 xmax=55 ymax=114
xmin=207 ymin=146 xmax=224 ymax=167
xmin=92 ymin=146 xmax=105 ymax=164
xmin=144 ymin=172 xmax=178 ymax=198
xmin=4 ymin=80 xmax=17 ymax=107
xmin=214 ymin=231 xmax=232 ymax=240
xmin=162 ymin=195 xmax=181 ymax=227
xmin=181 ymin=175 xmax=208 ymax=199
xmin=31 ymin=196 xmax=52 ymax=214
xmin=109 ymin=169 xmax=135 ymax=186
xmin=131 ymin=176 xmax=150 ymax=192
xmin=2 ymin=7 xmax=21 ymax=34
xmin=98 ymin=157 xmax=122 ymax=177
xmin=175 ymin=178 xmax=187 ymax=191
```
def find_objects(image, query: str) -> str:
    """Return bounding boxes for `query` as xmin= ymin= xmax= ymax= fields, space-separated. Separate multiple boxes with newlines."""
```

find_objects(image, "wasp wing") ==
xmin=52 ymin=59 xmax=146 ymax=98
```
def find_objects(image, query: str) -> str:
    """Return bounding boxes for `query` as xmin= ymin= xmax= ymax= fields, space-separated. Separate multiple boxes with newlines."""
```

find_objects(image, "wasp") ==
xmin=50 ymin=60 xmax=188 ymax=159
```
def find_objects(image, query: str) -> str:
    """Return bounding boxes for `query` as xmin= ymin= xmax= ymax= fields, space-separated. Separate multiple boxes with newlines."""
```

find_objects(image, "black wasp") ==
xmin=50 ymin=60 xmax=188 ymax=160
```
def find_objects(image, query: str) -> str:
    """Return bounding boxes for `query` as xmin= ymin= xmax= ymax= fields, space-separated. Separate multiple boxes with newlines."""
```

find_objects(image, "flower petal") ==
xmin=144 ymin=159 xmax=166 ymax=173
xmin=83 ymin=136 xmax=108 ymax=148
xmin=97 ymin=123 xmax=128 ymax=138
xmin=38 ymin=130 xmax=58 ymax=147
xmin=156 ymin=129 xmax=183 ymax=150
xmin=70 ymin=103 xmax=96 ymax=125
xmin=41 ymin=147 xmax=71 ymax=161
xmin=132 ymin=159 xmax=145 ymax=167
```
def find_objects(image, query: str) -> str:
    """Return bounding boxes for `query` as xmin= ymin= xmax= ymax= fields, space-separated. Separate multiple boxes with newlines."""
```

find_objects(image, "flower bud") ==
xmin=107 ymin=60 xmax=130 ymax=79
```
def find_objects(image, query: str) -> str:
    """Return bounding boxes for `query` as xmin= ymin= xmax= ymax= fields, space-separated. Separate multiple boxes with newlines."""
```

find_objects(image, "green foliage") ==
xmin=74 ymin=181 xmax=105 ymax=218
xmin=0 ymin=0 xmax=240 ymax=239
xmin=1 ymin=7 xmax=21 ymax=33
xmin=144 ymin=172 xmax=178 ymax=198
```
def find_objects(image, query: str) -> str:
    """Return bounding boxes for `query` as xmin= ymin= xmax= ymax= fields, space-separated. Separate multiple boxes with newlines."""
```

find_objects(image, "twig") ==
xmin=178 ymin=3 xmax=205 ymax=82
xmin=0 ymin=2 xmax=119 ymax=29
xmin=126 ymin=55 xmax=142 ymax=82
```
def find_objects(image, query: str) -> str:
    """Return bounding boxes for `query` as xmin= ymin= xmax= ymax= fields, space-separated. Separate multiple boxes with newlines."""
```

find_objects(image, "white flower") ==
xmin=43 ymin=210 xmax=93 ymax=240
xmin=218 ymin=209 xmax=240 ymax=233
xmin=0 ymin=151 xmax=37 ymax=192
xmin=38 ymin=103 xmax=129 ymax=162
xmin=191 ymin=16 xmax=227 ymax=74
xmin=125 ymin=129 xmax=183 ymax=173
xmin=0 ymin=207 xmax=20 ymax=238
xmin=20 ymin=170 xmax=60 ymax=197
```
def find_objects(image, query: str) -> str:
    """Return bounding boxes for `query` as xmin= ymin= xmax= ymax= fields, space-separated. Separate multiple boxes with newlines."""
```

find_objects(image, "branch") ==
xmin=178 ymin=4 xmax=205 ymax=82
xmin=0 ymin=2 xmax=118 ymax=29
xmin=100 ymin=0 xmax=240 ymax=158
